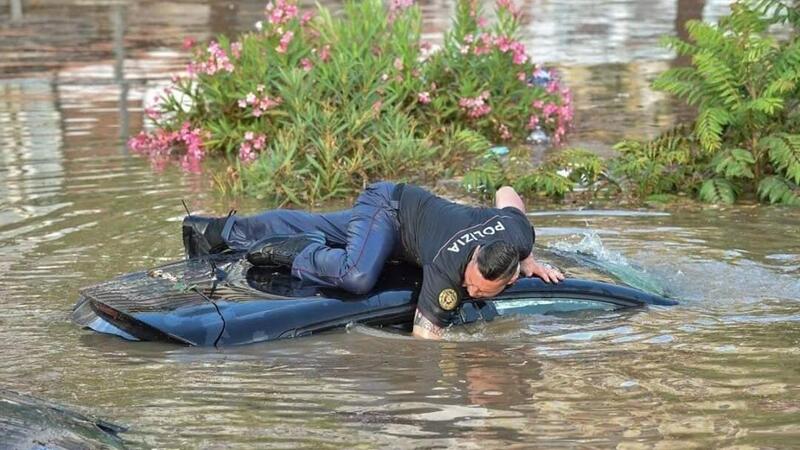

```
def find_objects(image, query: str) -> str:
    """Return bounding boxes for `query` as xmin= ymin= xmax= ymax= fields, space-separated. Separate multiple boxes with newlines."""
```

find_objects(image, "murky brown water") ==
xmin=2 ymin=1 xmax=800 ymax=448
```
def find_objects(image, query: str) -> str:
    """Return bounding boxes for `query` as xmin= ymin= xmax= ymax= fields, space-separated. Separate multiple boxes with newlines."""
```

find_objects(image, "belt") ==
xmin=391 ymin=183 xmax=405 ymax=202
xmin=390 ymin=183 xmax=405 ymax=210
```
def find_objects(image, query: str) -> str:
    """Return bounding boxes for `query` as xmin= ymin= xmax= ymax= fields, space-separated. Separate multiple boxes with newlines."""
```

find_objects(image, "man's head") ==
xmin=462 ymin=241 xmax=520 ymax=298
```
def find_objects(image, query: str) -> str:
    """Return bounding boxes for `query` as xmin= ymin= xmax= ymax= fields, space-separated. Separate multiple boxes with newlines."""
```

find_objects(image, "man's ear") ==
xmin=472 ymin=245 xmax=481 ymax=262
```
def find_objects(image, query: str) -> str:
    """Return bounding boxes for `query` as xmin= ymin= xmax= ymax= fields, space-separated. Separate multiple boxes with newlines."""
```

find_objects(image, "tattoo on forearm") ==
xmin=414 ymin=310 xmax=445 ymax=337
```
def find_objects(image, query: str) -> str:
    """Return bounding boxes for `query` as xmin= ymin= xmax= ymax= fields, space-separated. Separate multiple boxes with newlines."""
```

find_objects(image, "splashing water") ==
xmin=548 ymin=230 xmax=670 ymax=297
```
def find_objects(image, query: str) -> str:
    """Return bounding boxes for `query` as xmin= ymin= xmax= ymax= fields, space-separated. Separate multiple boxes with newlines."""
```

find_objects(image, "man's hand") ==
xmin=520 ymin=254 xmax=564 ymax=283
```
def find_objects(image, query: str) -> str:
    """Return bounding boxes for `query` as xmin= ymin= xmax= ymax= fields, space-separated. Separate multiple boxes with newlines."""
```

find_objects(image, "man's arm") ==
xmin=496 ymin=186 xmax=564 ymax=283
xmin=412 ymin=309 xmax=445 ymax=340
xmin=412 ymin=265 xmax=457 ymax=340
xmin=495 ymin=186 xmax=526 ymax=214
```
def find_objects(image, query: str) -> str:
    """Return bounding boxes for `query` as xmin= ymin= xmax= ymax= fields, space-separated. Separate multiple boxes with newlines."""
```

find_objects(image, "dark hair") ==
xmin=476 ymin=241 xmax=519 ymax=281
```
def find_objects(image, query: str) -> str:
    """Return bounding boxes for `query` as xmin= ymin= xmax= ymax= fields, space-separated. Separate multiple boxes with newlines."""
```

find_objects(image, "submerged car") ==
xmin=72 ymin=251 xmax=677 ymax=346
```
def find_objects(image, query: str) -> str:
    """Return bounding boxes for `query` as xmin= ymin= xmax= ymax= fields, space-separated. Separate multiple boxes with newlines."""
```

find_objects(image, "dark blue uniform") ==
xmin=221 ymin=182 xmax=534 ymax=327
xmin=396 ymin=184 xmax=534 ymax=326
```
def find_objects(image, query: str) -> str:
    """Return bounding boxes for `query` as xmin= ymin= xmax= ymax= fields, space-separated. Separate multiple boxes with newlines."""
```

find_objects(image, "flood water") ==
xmin=2 ymin=0 xmax=800 ymax=448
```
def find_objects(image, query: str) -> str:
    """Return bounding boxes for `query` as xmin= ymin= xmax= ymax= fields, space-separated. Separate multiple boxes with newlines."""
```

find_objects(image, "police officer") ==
xmin=182 ymin=182 xmax=563 ymax=339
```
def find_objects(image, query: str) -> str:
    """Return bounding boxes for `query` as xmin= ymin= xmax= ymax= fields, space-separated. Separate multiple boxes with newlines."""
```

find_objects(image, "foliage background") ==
xmin=130 ymin=0 xmax=573 ymax=205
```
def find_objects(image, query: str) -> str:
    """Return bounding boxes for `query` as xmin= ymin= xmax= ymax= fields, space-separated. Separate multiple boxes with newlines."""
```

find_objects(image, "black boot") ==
xmin=182 ymin=214 xmax=233 ymax=258
xmin=246 ymin=233 xmax=325 ymax=268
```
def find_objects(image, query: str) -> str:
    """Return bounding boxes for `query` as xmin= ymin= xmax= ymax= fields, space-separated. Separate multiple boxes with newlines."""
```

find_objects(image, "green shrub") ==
xmin=129 ymin=0 xmax=573 ymax=205
xmin=612 ymin=126 xmax=703 ymax=199
xmin=613 ymin=0 xmax=800 ymax=205
xmin=463 ymin=148 xmax=608 ymax=199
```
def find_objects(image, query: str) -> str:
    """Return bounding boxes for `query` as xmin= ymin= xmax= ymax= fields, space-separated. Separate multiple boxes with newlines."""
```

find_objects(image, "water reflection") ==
xmin=10 ymin=0 xmax=22 ymax=22
xmin=0 ymin=81 xmax=65 ymax=300
xmin=518 ymin=0 xmax=729 ymax=65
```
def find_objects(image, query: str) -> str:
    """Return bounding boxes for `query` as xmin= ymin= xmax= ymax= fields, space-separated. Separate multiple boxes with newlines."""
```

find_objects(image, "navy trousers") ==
xmin=222 ymin=182 xmax=401 ymax=294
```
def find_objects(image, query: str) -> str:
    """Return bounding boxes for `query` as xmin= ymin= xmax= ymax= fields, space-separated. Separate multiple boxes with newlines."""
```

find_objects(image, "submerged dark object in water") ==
xmin=0 ymin=388 xmax=126 ymax=449
xmin=72 ymin=253 xmax=677 ymax=346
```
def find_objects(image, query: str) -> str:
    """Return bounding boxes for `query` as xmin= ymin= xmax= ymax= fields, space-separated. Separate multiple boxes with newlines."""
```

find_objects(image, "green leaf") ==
xmin=699 ymin=178 xmax=737 ymax=204
xmin=695 ymin=107 xmax=731 ymax=153
xmin=713 ymin=147 xmax=756 ymax=178
xmin=760 ymin=133 xmax=800 ymax=184
xmin=757 ymin=175 xmax=800 ymax=205
xmin=513 ymin=171 xmax=573 ymax=198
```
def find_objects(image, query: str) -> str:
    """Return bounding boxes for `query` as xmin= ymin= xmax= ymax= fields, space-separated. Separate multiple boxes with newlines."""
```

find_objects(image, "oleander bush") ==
xmin=613 ymin=0 xmax=800 ymax=205
xmin=129 ymin=0 xmax=572 ymax=205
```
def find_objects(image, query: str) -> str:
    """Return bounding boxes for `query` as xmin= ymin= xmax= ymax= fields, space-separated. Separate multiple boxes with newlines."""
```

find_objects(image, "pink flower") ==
xmin=517 ymin=72 xmax=526 ymax=81
xmin=259 ymin=97 xmax=280 ymax=110
xmin=496 ymin=0 xmax=522 ymax=17
xmin=532 ymin=100 xmax=544 ymax=109
xmin=319 ymin=44 xmax=331 ymax=62
xmin=459 ymin=92 xmax=492 ymax=118
xmin=391 ymin=0 xmax=414 ymax=9
xmin=144 ymin=107 xmax=161 ymax=120
xmin=301 ymin=11 xmax=314 ymax=25
xmin=388 ymin=0 xmax=414 ymax=23
xmin=371 ymin=100 xmax=383 ymax=114
xmin=495 ymin=36 xmax=513 ymax=52
xmin=542 ymin=102 xmax=559 ymax=118
xmin=178 ymin=122 xmax=205 ymax=160
xmin=527 ymin=115 xmax=539 ymax=129
xmin=276 ymin=30 xmax=294 ymax=53
xmin=253 ymin=134 xmax=266 ymax=150
xmin=128 ymin=122 xmax=207 ymax=172
xmin=393 ymin=57 xmax=404 ymax=71
xmin=238 ymin=142 xmax=256 ymax=163
xmin=511 ymin=42 xmax=528 ymax=64
xmin=498 ymin=123 xmax=512 ymax=140
xmin=244 ymin=131 xmax=255 ymax=141
xmin=553 ymin=126 xmax=566 ymax=145
xmin=182 ymin=37 xmax=196 ymax=50
xmin=231 ymin=42 xmax=242 ymax=58
xmin=239 ymin=92 xmax=282 ymax=117
xmin=266 ymin=0 xmax=298 ymax=26
xmin=561 ymin=87 xmax=572 ymax=103
xmin=300 ymin=58 xmax=313 ymax=71
xmin=477 ymin=16 xmax=489 ymax=28
xmin=418 ymin=91 xmax=431 ymax=104
xmin=558 ymin=105 xmax=574 ymax=123
xmin=473 ymin=33 xmax=493 ymax=55
xmin=188 ymin=41 xmax=235 ymax=75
